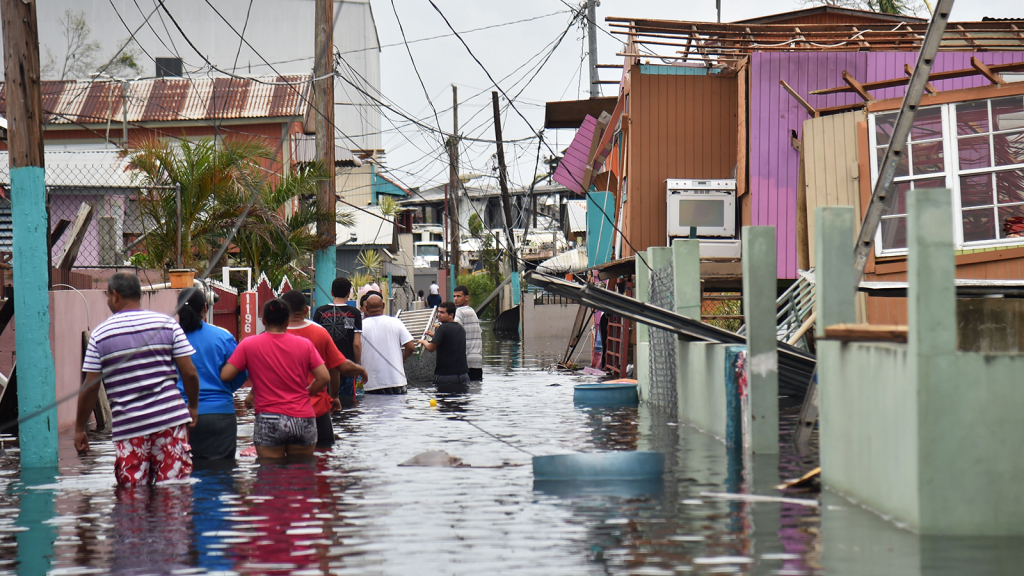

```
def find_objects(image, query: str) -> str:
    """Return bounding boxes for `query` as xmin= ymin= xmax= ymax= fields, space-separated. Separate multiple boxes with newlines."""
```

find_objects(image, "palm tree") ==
xmin=124 ymin=137 xmax=274 ymax=273
xmin=232 ymin=161 xmax=355 ymax=284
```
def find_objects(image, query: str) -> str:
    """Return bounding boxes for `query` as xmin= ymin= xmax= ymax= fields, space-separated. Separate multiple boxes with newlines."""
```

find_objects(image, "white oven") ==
xmin=666 ymin=179 xmax=737 ymax=239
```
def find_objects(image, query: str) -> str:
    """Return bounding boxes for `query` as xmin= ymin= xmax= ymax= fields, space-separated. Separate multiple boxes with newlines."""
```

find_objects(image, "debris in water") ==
xmin=776 ymin=466 xmax=821 ymax=491
xmin=399 ymin=451 xmax=464 ymax=467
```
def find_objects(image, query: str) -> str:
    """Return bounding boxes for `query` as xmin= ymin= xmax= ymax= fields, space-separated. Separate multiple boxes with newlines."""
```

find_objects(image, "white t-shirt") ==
xmin=360 ymin=315 xmax=414 ymax=390
xmin=429 ymin=283 xmax=439 ymax=295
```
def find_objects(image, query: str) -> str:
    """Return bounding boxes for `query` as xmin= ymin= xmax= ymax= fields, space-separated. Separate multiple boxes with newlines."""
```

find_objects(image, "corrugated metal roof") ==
xmin=0 ymin=75 xmax=310 ymax=126
xmin=566 ymin=200 xmax=587 ymax=233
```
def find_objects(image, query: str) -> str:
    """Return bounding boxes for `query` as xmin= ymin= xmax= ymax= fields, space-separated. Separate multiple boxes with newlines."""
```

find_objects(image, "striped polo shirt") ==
xmin=83 ymin=309 xmax=195 ymax=441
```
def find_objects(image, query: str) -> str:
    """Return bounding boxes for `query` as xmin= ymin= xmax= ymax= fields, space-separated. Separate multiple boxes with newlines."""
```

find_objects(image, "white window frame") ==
xmin=868 ymin=96 xmax=1024 ymax=257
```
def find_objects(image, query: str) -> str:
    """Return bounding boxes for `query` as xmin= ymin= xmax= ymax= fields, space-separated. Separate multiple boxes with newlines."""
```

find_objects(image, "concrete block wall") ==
xmin=817 ymin=191 xmax=1024 ymax=535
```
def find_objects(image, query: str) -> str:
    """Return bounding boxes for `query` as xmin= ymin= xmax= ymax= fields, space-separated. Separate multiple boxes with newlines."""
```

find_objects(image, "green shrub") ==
xmin=456 ymin=273 xmax=496 ymax=313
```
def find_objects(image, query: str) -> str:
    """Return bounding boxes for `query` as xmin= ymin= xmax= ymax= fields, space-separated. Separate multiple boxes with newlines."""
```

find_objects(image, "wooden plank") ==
xmin=780 ymin=80 xmax=818 ymax=118
xmin=822 ymin=323 xmax=908 ymax=342
xmin=737 ymin=57 xmax=748 ymax=198
xmin=971 ymin=56 xmax=1007 ymax=86
xmin=842 ymin=70 xmax=874 ymax=102
xmin=813 ymin=60 xmax=1024 ymax=96
xmin=796 ymin=133 xmax=810 ymax=271
xmin=904 ymin=63 xmax=938 ymax=94
xmin=56 ymin=202 xmax=96 ymax=271
xmin=49 ymin=219 xmax=71 ymax=246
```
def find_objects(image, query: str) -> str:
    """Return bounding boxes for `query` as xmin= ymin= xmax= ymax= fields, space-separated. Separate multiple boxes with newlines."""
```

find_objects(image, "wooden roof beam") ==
xmin=810 ymin=60 xmax=1024 ymax=95
xmin=971 ymin=56 xmax=1007 ymax=86
xmin=905 ymin=63 xmax=938 ymax=94
xmin=780 ymin=80 xmax=818 ymax=117
xmin=843 ymin=70 xmax=874 ymax=102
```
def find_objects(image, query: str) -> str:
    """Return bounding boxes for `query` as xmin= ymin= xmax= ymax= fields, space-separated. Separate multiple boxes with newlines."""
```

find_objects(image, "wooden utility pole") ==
xmin=1 ymin=0 xmax=59 ymax=467
xmin=587 ymin=0 xmax=600 ymax=97
xmin=492 ymin=91 xmax=517 ymax=272
xmin=448 ymin=85 xmax=461 ymax=276
xmin=313 ymin=0 xmax=337 ymax=308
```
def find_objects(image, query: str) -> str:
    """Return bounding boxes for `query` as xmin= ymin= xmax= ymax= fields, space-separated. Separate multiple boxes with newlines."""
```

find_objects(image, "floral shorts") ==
xmin=114 ymin=424 xmax=193 ymax=487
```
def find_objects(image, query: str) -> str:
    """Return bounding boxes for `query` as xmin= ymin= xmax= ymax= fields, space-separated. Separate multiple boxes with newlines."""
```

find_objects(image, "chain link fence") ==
xmin=648 ymin=261 xmax=677 ymax=415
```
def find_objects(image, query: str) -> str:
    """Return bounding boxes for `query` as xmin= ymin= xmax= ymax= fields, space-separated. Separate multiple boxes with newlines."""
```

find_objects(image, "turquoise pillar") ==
xmin=671 ymin=239 xmax=701 ymax=319
xmin=742 ymin=226 xmax=779 ymax=455
xmin=814 ymin=207 xmax=857 ymax=338
xmin=908 ymin=188 xmax=956 ymax=359
xmin=11 ymin=167 xmax=57 ymax=468
xmin=314 ymin=248 xmax=336 ymax=310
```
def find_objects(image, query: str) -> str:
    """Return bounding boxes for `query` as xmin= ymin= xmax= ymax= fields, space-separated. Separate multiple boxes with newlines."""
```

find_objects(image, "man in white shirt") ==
xmin=427 ymin=280 xmax=442 ymax=308
xmin=359 ymin=293 xmax=415 ymax=394
xmin=452 ymin=285 xmax=483 ymax=381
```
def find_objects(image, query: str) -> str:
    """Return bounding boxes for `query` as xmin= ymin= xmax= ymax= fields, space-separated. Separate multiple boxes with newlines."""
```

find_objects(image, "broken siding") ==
xmin=802 ymin=111 xmax=863 ymax=266
xmin=749 ymin=52 xmax=866 ymax=279
xmin=553 ymin=114 xmax=598 ymax=194
xmin=623 ymin=70 xmax=737 ymax=256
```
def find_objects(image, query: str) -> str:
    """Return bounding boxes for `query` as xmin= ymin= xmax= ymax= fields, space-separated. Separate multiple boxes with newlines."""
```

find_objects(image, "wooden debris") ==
xmin=822 ymin=323 xmax=908 ymax=343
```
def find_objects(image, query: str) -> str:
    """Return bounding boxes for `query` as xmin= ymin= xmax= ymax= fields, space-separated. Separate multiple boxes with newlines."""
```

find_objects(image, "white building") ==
xmin=2 ymin=0 xmax=381 ymax=152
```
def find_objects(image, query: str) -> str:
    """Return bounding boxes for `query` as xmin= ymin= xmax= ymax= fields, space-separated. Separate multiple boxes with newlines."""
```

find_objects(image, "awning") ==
xmin=536 ymin=247 xmax=589 ymax=275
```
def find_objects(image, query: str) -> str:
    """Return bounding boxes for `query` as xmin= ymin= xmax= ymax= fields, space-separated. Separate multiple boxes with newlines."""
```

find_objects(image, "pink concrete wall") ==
xmin=0 ymin=289 xmax=183 ymax=431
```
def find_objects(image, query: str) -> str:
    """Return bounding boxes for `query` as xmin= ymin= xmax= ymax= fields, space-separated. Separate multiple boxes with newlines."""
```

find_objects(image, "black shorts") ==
xmin=434 ymin=373 xmax=470 ymax=395
xmin=467 ymin=368 xmax=483 ymax=382
xmin=315 ymin=411 xmax=335 ymax=448
xmin=254 ymin=412 xmax=317 ymax=447
xmin=365 ymin=385 xmax=408 ymax=395
xmin=189 ymin=413 xmax=237 ymax=460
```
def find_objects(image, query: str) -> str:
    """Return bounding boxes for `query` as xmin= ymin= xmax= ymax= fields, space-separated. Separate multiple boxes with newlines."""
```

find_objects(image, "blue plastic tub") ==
xmin=532 ymin=451 xmax=665 ymax=481
xmin=573 ymin=381 xmax=640 ymax=406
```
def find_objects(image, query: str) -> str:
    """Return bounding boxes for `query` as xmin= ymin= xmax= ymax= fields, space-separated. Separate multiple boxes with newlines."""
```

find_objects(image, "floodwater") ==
xmin=0 ymin=327 xmax=1022 ymax=575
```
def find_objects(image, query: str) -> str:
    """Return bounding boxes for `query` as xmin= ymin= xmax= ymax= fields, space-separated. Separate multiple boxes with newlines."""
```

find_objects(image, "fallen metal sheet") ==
xmin=524 ymin=271 xmax=816 ymax=400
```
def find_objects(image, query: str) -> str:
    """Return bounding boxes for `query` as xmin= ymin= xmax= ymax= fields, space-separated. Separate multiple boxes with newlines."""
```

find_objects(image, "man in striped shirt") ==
xmin=75 ymin=273 xmax=200 ymax=486
xmin=452 ymin=286 xmax=483 ymax=381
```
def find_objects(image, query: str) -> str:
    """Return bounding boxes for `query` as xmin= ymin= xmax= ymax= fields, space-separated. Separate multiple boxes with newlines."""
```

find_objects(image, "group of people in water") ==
xmin=75 ymin=272 xmax=483 ymax=487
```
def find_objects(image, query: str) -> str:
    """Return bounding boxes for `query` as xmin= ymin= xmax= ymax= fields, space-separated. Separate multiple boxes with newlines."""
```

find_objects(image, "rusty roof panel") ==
xmin=0 ymin=75 xmax=311 ymax=126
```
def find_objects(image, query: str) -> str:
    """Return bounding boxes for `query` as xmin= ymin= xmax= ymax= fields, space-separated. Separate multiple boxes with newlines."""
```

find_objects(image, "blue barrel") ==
xmin=532 ymin=451 xmax=665 ymax=481
xmin=573 ymin=382 xmax=640 ymax=406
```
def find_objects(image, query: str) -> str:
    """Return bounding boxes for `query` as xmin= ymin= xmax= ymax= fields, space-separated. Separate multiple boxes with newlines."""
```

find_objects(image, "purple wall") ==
xmin=750 ymin=51 xmax=1024 ymax=279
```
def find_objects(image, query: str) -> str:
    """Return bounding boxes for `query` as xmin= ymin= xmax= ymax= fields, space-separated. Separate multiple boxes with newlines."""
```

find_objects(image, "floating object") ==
xmin=399 ymin=450 xmax=464 ymax=467
xmin=534 ymin=478 xmax=663 ymax=498
xmin=429 ymin=398 xmax=437 ymax=407
xmin=533 ymin=451 xmax=664 ymax=481
xmin=776 ymin=466 xmax=821 ymax=491
xmin=699 ymin=491 xmax=819 ymax=508
xmin=573 ymin=380 xmax=639 ymax=406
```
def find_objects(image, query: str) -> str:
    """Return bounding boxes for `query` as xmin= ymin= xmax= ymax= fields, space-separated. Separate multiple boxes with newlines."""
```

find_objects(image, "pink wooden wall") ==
xmin=750 ymin=51 xmax=1024 ymax=279
xmin=553 ymin=114 xmax=598 ymax=195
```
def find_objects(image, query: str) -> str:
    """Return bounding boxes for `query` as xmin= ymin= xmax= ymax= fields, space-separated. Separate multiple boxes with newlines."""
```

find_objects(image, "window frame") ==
xmin=868 ymin=94 xmax=1024 ymax=257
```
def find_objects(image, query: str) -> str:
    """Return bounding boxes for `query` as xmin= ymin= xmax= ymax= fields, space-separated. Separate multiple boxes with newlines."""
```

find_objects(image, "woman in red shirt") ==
xmin=220 ymin=299 xmax=329 ymax=458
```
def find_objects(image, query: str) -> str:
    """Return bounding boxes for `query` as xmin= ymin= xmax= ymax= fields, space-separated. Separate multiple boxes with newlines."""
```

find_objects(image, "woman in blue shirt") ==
xmin=176 ymin=289 xmax=247 ymax=460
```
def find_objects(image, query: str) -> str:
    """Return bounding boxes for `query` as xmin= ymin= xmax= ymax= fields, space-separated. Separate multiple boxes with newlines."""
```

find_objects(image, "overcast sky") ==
xmin=372 ymin=0 xmax=1022 ymax=192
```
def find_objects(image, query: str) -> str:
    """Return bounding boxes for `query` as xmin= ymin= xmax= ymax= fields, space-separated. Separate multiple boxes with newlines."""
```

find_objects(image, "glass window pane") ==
xmin=875 ymin=112 xmax=897 ymax=146
xmin=996 ymin=169 xmax=1024 ymax=205
xmin=958 ymin=135 xmax=991 ymax=170
xmin=914 ymin=177 xmax=946 ymax=190
xmin=993 ymin=130 xmax=1024 ymax=167
xmin=911 ymin=107 xmax=943 ymax=141
xmin=992 ymin=96 xmax=1024 ymax=132
xmin=960 ymin=174 xmax=993 ymax=208
xmin=962 ymin=208 xmax=997 ymax=243
xmin=878 ymin=146 xmax=909 ymax=178
xmin=883 ymin=181 xmax=911 ymax=216
xmin=999 ymin=204 xmax=1024 ymax=239
xmin=957 ymin=100 xmax=989 ymax=135
xmin=880 ymin=217 xmax=907 ymax=250
xmin=911 ymin=140 xmax=944 ymax=175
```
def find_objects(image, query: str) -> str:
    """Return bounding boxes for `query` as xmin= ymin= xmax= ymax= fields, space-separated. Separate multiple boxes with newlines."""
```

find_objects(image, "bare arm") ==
xmin=308 ymin=363 xmax=330 ymax=395
xmin=221 ymin=362 xmax=241 ymax=382
xmin=74 ymin=372 xmax=103 ymax=454
xmin=328 ymin=367 xmax=341 ymax=399
xmin=337 ymin=359 xmax=368 ymax=381
xmin=417 ymin=339 xmax=438 ymax=352
xmin=402 ymin=340 xmax=416 ymax=360
xmin=174 ymin=356 xmax=200 ymax=427
xmin=352 ymin=333 xmax=361 ymax=364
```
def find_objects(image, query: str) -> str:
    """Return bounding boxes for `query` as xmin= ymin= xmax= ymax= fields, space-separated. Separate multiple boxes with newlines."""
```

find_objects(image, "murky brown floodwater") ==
xmin=0 ymin=325 xmax=1020 ymax=575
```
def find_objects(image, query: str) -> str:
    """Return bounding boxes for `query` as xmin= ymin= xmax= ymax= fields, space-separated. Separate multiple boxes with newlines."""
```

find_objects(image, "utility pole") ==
xmin=313 ymin=0 xmax=337 ymax=308
xmin=492 ymin=91 xmax=517 ymax=273
xmin=587 ymin=0 xmax=600 ymax=98
xmin=1 ymin=0 xmax=58 ymax=467
xmin=717 ymin=0 xmax=722 ymax=24
xmin=448 ymin=85 xmax=461 ymax=280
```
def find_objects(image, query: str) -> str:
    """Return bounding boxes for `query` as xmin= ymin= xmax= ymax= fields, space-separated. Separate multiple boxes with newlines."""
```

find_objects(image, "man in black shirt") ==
xmin=312 ymin=277 xmax=362 ymax=407
xmin=417 ymin=301 xmax=469 ymax=394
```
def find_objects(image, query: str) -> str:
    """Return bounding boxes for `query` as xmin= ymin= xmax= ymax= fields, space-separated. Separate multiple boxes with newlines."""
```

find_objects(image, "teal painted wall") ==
xmin=586 ymin=192 xmax=616 ymax=268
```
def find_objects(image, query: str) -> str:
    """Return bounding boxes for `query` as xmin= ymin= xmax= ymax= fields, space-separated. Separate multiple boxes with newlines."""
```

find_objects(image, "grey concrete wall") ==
xmin=676 ymin=342 xmax=731 ymax=441
xmin=521 ymin=292 xmax=588 ymax=342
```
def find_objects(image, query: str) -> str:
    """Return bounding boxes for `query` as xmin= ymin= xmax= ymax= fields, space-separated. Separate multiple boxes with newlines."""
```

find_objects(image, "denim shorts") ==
xmin=254 ymin=412 xmax=317 ymax=447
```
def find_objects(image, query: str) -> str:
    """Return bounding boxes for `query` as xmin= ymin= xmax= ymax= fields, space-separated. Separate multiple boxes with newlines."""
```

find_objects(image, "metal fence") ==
xmin=648 ymin=261 xmax=678 ymax=415
xmin=0 ymin=153 xmax=150 ymax=270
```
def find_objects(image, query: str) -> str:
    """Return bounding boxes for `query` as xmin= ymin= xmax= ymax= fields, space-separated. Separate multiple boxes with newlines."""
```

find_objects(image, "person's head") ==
xmin=431 ymin=280 xmax=437 ymax=285
xmin=418 ymin=290 xmax=424 ymax=298
xmin=262 ymin=298 xmax=291 ymax=328
xmin=176 ymin=288 xmax=207 ymax=333
xmin=453 ymin=285 xmax=470 ymax=307
xmin=437 ymin=301 xmax=456 ymax=322
xmin=362 ymin=293 xmax=385 ymax=316
xmin=332 ymin=277 xmax=353 ymax=301
xmin=106 ymin=272 xmax=142 ymax=313
xmin=280 ymin=290 xmax=308 ymax=318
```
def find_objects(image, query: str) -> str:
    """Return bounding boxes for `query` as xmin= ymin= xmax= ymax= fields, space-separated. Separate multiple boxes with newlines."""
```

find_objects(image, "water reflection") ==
xmin=6 ymin=324 xmax=1022 ymax=574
